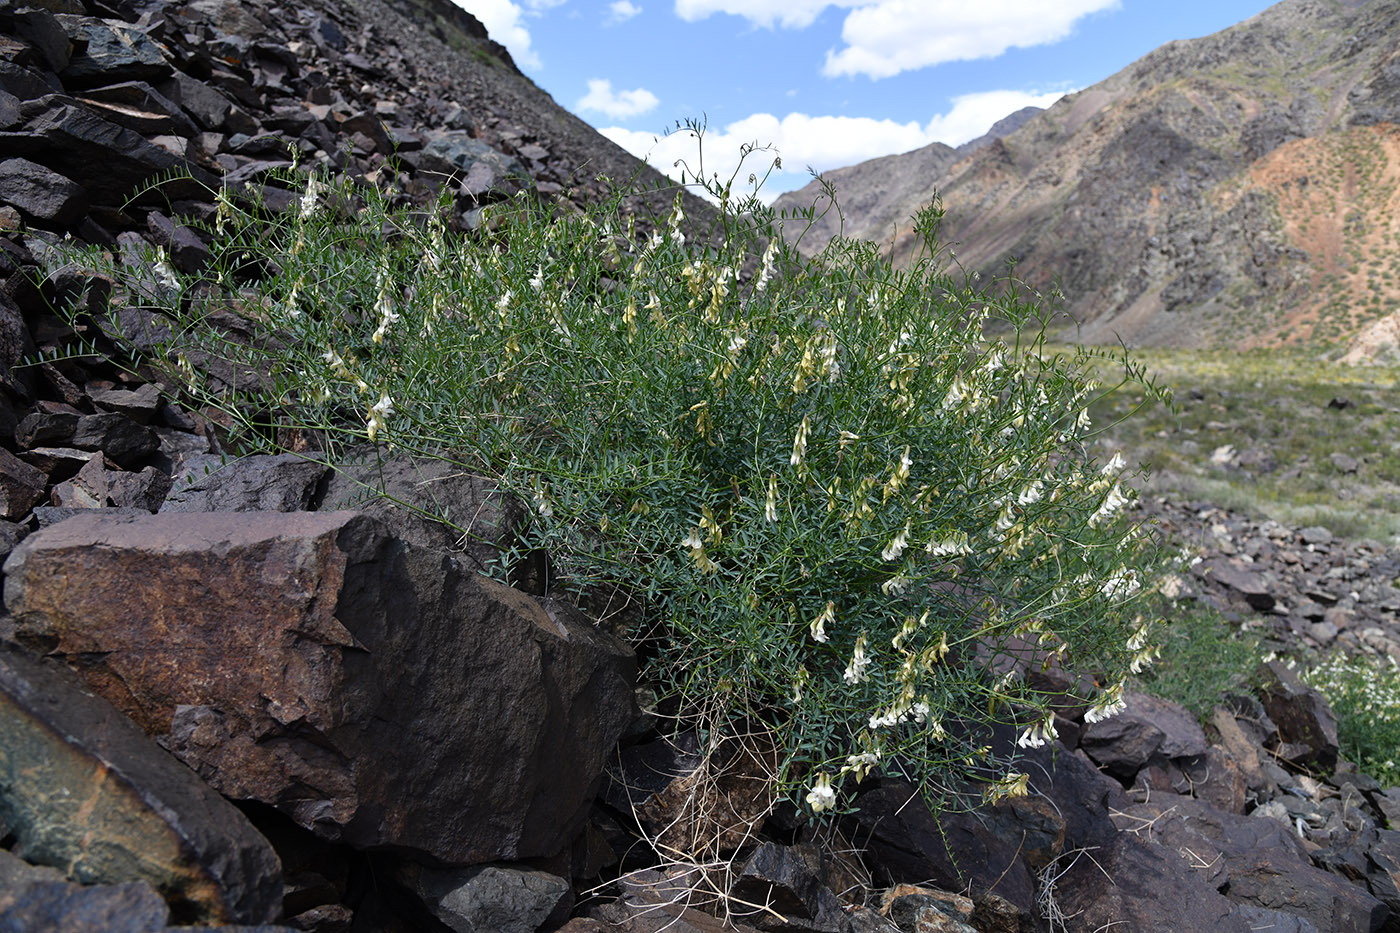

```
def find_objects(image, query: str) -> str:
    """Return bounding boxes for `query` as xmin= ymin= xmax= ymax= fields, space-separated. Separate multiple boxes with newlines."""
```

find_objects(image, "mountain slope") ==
xmin=774 ymin=0 xmax=1400 ymax=354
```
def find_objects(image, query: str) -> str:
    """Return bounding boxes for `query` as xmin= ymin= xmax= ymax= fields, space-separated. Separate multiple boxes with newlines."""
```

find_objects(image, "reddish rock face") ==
xmin=3 ymin=510 xmax=637 ymax=866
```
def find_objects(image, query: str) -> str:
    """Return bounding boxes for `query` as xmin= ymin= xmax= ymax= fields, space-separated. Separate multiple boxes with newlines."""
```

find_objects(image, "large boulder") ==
xmin=3 ymin=510 xmax=638 ymax=865
xmin=0 ymin=643 xmax=283 ymax=925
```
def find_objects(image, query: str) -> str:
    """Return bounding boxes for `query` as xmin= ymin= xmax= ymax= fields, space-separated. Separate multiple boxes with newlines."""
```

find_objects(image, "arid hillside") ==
xmin=773 ymin=0 xmax=1400 ymax=357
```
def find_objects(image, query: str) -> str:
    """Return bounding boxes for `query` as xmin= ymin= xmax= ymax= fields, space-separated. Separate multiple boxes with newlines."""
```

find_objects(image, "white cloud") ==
xmin=608 ymin=0 xmax=642 ymax=22
xmin=673 ymin=0 xmax=1119 ymax=79
xmin=599 ymin=90 xmax=1065 ymax=201
xmin=577 ymin=79 xmax=661 ymax=119
xmin=453 ymin=0 xmax=542 ymax=69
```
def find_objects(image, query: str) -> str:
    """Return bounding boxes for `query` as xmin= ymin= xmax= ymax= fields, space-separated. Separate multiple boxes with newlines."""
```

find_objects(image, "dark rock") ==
xmin=31 ymin=504 xmax=150 ymax=526
xmin=158 ymin=70 xmax=233 ymax=131
xmin=394 ymin=862 xmax=571 ymax=933
xmin=0 ymin=643 xmax=283 ymax=924
xmin=0 ymin=156 xmax=86 ymax=225
xmin=70 ymin=411 xmax=157 ymax=467
xmin=1300 ymin=526 xmax=1334 ymax=546
xmin=162 ymin=453 xmax=327 ymax=512
xmin=90 ymin=382 xmax=162 ymax=423
xmin=3 ymin=511 xmax=638 ymax=864
xmin=1052 ymin=830 xmax=1320 ymax=933
xmin=1257 ymin=660 xmax=1340 ymax=770
xmin=1080 ymin=690 xmax=1209 ymax=781
xmin=49 ymin=450 xmax=108 ymax=507
xmin=15 ymin=408 xmax=77 ymax=449
xmin=74 ymin=80 xmax=196 ymax=137
xmin=419 ymin=131 xmax=527 ymax=197
xmin=881 ymin=884 xmax=977 ymax=933
xmin=730 ymin=843 xmax=822 ymax=921
xmin=20 ymin=445 xmax=99 ymax=482
xmin=1114 ymin=795 xmax=1386 ymax=933
xmin=5 ymin=101 xmax=185 ymax=205
xmin=5 ymin=7 xmax=71 ymax=74
xmin=57 ymin=17 xmax=171 ymax=87
xmin=317 ymin=456 xmax=522 ymax=575
xmin=107 ymin=465 xmax=172 ymax=511
xmin=1195 ymin=558 xmax=1277 ymax=610
xmin=0 ymin=445 xmax=46 ymax=518
xmin=0 ymin=879 xmax=171 ymax=932
xmin=146 ymin=211 xmax=211 ymax=272
xmin=0 ymin=61 xmax=61 ymax=100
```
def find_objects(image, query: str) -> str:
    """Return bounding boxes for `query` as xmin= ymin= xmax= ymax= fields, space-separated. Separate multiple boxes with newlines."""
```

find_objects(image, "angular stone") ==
xmin=1196 ymin=559 xmax=1276 ymax=610
xmin=3 ymin=511 xmax=638 ymax=864
xmin=70 ymin=411 xmax=158 ymax=467
xmin=0 ymin=445 xmax=46 ymax=519
xmin=76 ymin=81 xmax=196 ymax=137
xmin=157 ymin=70 xmax=233 ymax=131
xmin=57 ymin=17 xmax=171 ymax=87
xmin=0 ymin=879 xmax=171 ymax=932
xmin=419 ymin=131 xmax=527 ymax=195
xmin=107 ymin=465 xmax=172 ymax=512
xmin=6 ymin=7 xmax=71 ymax=73
xmin=881 ymin=884 xmax=978 ymax=933
xmin=1080 ymin=690 xmax=1209 ymax=780
xmin=50 ymin=451 xmax=108 ymax=507
xmin=7 ymin=102 xmax=185 ymax=205
xmin=395 ymin=863 xmax=571 ymax=933
xmin=586 ymin=868 xmax=762 ymax=933
xmin=162 ymin=453 xmax=327 ymax=512
xmin=730 ymin=843 xmax=823 ymax=921
xmin=318 ymin=455 xmax=521 ymax=575
xmin=0 ymin=156 xmax=86 ymax=224
xmin=90 ymin=382 xmax=163 ymax=423
xmin=1053 ymin=831 xmax=1320 ymax=933
xmin=0 ymin=644 xmax=283 ymax=924
xmin=1257 ymin=660 xmax=1340 ymax=770
xmin=1112 ymin=795 xmax=1384 ymax=933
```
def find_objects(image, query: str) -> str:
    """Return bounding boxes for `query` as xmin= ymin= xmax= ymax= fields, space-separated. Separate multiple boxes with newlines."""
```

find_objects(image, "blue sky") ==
xmin=455 ymin=0 xmax=1277 ymax=200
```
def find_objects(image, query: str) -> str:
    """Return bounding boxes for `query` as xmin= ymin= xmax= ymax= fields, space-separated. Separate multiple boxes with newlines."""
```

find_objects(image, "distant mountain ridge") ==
xmin=773 ymin=0 xmax=1400 ymax=356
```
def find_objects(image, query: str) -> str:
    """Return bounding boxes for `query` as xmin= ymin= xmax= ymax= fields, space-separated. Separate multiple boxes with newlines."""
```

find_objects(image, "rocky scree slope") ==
xmin=774 ymin=0 xmax=1400 ymax=358
xmin=1 ymin=0 xmax=1400 ymax=931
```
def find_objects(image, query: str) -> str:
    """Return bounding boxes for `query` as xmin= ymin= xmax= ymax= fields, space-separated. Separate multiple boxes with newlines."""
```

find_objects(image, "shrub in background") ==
xmin=46 ymin=155 xmax=1166 ymax=819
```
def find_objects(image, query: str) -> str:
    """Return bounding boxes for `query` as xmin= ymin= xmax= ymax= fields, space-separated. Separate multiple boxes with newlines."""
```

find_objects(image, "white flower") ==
xmin=1017 ymin=716 xmax=1059 ymax=749
xmin=1102 ymin=568 xmax=1141 ymax=601
xmin=869 ymin=708 xmax=902 ymax=730
xmin=1103 ymin=451 xmax=1126 ymax=474
xmin=727 ymin=333 xmax=748 ymax=356
xmin=765 ymin=475 xmax=779 ymax=523
xmin=926 ymin=530 xmax=971 ymax=557
xmin=1089 ymin=482 xmax=1130 ymax=526
xmin=912 ymin=700 xmax=931 ymax=724
xmin=682 ymin=529 xmax=704 ymax=551
xmin=880 ymin=575 xmax=910 ymax=596
xmin=497 ymin=290 xmax=512 ymax=312
xmin=942 ymin=376 xmax=965 ymax=410
xmin=153 ymin=249 xmax=180 ymax=292
xmin=1084 ymin=684 xmax=1127 ymax=723
xmin=1075 ymin=408 xmax=1091 ymax=430
xmin=299 ymin=174 xmax=320 ymax=219
xmin=755 ymin=238 xmax=778 ymax=292
xmin=838 ymin=430 xmax=860 ymax=449
xmin=881 ymin=522 xmax=910 ymax=562
xmin=843 ymin=634 xmax=870 ymax=684
xmin=365 ymin=393 xmax=394 ymax=442
xmin=1017 ymin=481 xmax=1043 ymax=506
xmin=790 ymin=416 xmax=811 ymax=466
xmin=806 ymin=773 xmax=836 ymax=813
xmin=529 ymin=265 xmax=544 ymax=291
xmin=810 ymin=600 xmax=834 ymax=643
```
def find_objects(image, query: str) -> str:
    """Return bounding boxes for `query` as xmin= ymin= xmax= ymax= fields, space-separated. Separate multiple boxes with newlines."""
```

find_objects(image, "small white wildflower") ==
xmin=299 ymin=174 xmax=321 ymax=219
xmin=531 ymin=477 xmax=553 ymax=518
xmin=497 ymin=290 xmax=512 ymax=312
xmin=1075 ymin=408 xmax=1091 ymax=430
xmin=1103 ymin=451 xmax=1126 ymax=474
xmin=1017 ymin=480 xmax=1043 ymax=506
xmin=1089 ymin=483 xmax=1130 ymax=526
xmin=926 ymin=530 xmax=972 ymax=557
xmin=942 ymin=376 xmax=965 ymax=410
xmin=912 ymin=700 xmax=931 ymax=724
xmin=1084 ymin=683 xmax=1127 ymax=724
xmin=806 ymin=773 xmax=836 ymax=813
xmin=881 ymin=522 xmax=910 ymax=562
xmin=1016 ymin=715 xmax=1059 ymax=749
xmin=755 ymin=238 xmax=778 ymax=292
xmin=765 ymin=475 xmax=779 ymax=523
xmin=843 ymin=634 xmax=870 ymax=685
xmin=844 ymin=749 xmax=881 ymax=781
xmin=365 ymin=392 xmax=394 ymax=442
xmin=153 ymin=248 xmax=180 ymax=292
xmin=1102 ymin=568 xmax=1141 ymax=601
xmin=810 ymin=600 xmax=835 ymax=643
xmin=790 ymin=415 xmax=811 ymax=467
xmin=529 ymin=265 xmax=544 ymax=291
xmin=869 ymin=708 xmax=902 ymax=730
xmin=880 ymin=575 xmax=911 ymax=596
xmin=727 ymin=333 xmax=748 ymax=356
xmin=838 ymin=430 xmax=860 ymax=449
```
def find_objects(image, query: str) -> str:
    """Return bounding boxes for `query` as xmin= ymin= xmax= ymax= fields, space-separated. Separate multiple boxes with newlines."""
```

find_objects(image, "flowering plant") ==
xmin=53 ymin=152 xmax=1167 ymax=817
